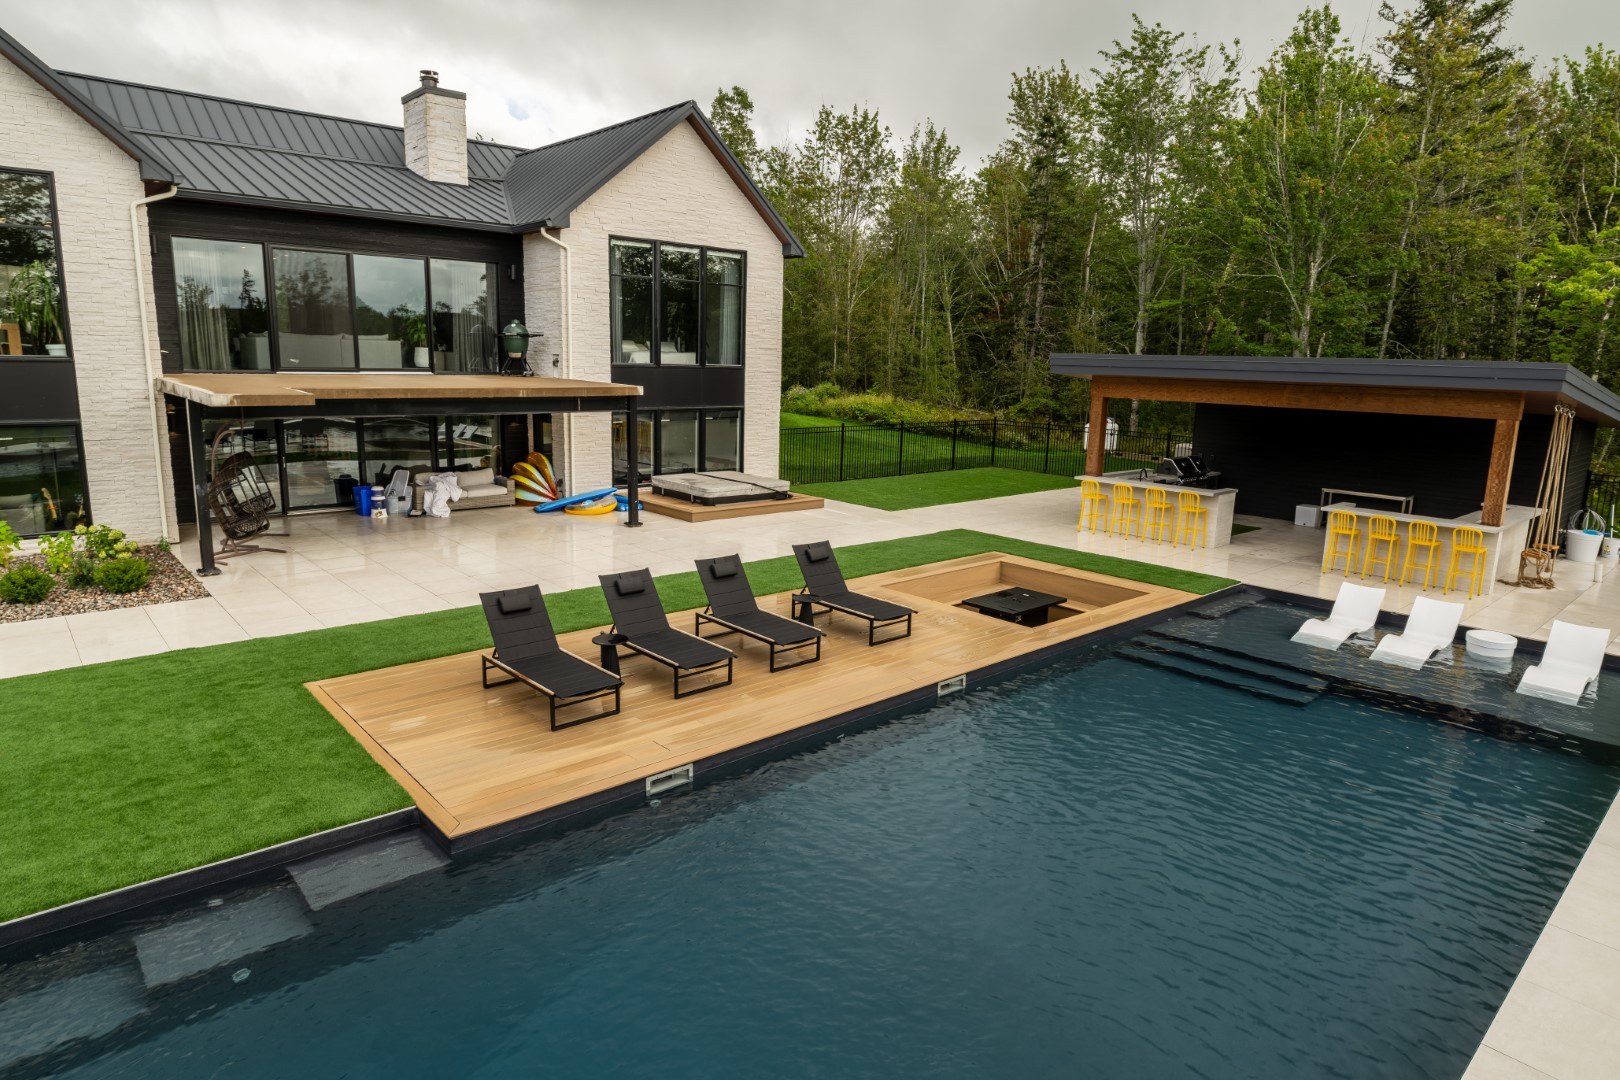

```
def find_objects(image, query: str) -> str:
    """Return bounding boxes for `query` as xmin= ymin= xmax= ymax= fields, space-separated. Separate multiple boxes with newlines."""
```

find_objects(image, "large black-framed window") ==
xmin=0 ymin=168 xmax=70 ymax=359
xmin=174 ymin=238 xmax=497 ymax=373
xmin=174 ymin=239 xmax=270 ymax=370
xmin=0 ymin=423 xmax=88 ymax=536
xmin=611 ymin=407 xmax=742 ymax=482
xmin=610 ymin=238 xmax=744 ymax=367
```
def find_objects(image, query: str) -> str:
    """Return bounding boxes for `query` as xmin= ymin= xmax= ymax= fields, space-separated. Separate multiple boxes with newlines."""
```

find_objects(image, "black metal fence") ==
xmin=1588 ymin=469 xmax=1620 ymax=523
xmin=780 ymin=419 xmax=1192 ymax=485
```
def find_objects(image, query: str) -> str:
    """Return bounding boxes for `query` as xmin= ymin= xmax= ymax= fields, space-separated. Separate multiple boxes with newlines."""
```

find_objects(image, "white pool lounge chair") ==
xmin=1369 ymin=597 xmax=1464 ymax=669
xmin=1515 ymin=621 xmax=1613 ymax=706
xmin=1291 ymin=583 xmax=1386 ymax=650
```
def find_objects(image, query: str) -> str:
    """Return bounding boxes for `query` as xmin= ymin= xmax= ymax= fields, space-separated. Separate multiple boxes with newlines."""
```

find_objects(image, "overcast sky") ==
xmin=9 ymin=0 xmax=1619 ymax=168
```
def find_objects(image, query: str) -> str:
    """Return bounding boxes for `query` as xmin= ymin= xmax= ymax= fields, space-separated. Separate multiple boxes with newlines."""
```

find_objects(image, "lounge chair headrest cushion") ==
xmin=804 ymin=542 xmax=832 ymax=563
xmin=709 ymin=556 xmax=741 ymax=579
xmin=614 ymin=572 xmax=648 ymax=596
xmin=497 ymin=591 xmax=532 ymax=615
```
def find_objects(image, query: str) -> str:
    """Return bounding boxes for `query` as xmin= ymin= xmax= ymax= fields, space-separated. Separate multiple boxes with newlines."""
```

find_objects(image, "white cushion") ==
xmin=461 ymin=483 xmax=508 ymax=499
xmin=458 ymin=467 xmax=494 ymax=488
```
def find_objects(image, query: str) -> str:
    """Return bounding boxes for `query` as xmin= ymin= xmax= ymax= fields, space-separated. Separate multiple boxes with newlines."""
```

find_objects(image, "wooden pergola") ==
xmin=1054 ymin=355 xmax=1620 ymax=529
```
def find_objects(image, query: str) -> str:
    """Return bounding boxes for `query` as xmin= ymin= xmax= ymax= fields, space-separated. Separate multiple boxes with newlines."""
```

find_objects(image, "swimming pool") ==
xmin=4 ymin=601 xmax=1616 ymax=1079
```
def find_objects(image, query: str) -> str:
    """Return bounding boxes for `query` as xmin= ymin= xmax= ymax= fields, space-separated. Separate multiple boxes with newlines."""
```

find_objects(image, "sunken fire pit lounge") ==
xmin=1051 ymin=354 xmax=1620 ymax=596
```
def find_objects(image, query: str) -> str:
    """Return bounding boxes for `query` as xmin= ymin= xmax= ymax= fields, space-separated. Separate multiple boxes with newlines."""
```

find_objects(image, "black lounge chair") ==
xmin=694 ymin=554 xmax=824 ymax=672
xmin=479 ymin=586 xmax=622 ymax=730
xmin=600 ymin=569 xmax=734 ymax=698
xmin=791 ymin=541 xmax=914 ymax=646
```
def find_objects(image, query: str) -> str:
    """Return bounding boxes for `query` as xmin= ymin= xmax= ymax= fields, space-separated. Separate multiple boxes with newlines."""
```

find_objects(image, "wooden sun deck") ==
xmin=309 ymin=554 xmax=1201 ymax=844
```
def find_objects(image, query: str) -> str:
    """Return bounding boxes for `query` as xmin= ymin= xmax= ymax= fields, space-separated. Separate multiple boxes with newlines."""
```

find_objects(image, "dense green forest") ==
xmin=710 ymin=0 xmax=1619 ymax=432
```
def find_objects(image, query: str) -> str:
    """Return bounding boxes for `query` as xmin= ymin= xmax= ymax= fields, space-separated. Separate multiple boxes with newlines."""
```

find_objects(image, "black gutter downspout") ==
xmin=624 ymin=393 xmax=641 ymax=528
xmin=187 ymin=400 xmax=220 ymax=576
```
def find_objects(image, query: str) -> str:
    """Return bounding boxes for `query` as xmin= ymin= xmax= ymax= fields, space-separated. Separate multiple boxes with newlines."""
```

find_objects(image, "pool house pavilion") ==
xmin=1054 ymin=354 xmax=1620 ymax=598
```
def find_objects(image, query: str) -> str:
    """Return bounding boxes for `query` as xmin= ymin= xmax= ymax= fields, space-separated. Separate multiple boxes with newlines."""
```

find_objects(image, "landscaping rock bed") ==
xmin=0 ymin=547 xmax=209 ymax=623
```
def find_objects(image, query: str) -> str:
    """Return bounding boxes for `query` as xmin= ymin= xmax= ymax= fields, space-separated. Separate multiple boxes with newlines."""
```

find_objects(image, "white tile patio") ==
xmin=2 ymin=486 xmax=1616 ymax=678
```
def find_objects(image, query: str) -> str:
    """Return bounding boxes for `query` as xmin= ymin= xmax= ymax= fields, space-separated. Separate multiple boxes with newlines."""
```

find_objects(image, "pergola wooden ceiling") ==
xmin=1066 ymin=360 xmax=1620 ymax=529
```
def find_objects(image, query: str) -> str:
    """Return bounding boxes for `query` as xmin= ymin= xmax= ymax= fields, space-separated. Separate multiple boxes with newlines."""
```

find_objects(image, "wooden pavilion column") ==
xmin=1481 ymin=415 xmax=1521 ymax=527
xmin=1085 ymin=391 xmax=1109 ymax=475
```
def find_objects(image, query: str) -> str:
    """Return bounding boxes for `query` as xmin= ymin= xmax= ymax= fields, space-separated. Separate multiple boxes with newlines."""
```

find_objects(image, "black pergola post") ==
xmin=624 ymin=393 xmax=642 ymax=528
xmin=186 ymin=400 xmax=220 ymax=576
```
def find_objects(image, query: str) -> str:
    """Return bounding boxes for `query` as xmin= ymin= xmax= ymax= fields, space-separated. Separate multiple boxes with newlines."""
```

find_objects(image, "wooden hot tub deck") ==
xmin=308 ymin=554 xmax=1202 ymax=846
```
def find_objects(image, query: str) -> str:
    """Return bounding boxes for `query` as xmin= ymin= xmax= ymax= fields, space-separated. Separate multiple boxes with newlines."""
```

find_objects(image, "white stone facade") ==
xmin=0 ymin=53 xmax=171 ymax=541
xmin=524 ymin=118 xmax=785 ymax=492
xmin=402 ymin=83 xmax=469 ymax=186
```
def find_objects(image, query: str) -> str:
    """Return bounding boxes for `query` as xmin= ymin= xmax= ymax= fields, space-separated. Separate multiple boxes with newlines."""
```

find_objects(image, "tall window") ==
xmin=354 ymin=255 xmax=428 ymax=369
xmin=0 ymin=425 xmax=86 ymax=535
xmin=609 ymin=239 xmax=744 ymax=366
xmin=611 ymin=240 xmax=654 ymax=364
xmin=431 ymin=259 xmax=497 ymax=372
xmin=274 ymin=248 xmax=353 ymax=368
xmin=174 ymin=239 xmax=270 ymax=370
xmin=0 ymin=170 xmax=67 ymax=357
xmin=704 ymin=252 xmax=743 ymax=366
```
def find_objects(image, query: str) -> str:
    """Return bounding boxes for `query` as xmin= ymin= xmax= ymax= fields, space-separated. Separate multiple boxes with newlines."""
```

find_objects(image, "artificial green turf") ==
xmin=0 ymin=529 xmax=1234 ymax=922
xmin=795 ymin=467 xmax=1081 ymax=511
xmin=1231 ymin=523 xmax=1262 ymax=537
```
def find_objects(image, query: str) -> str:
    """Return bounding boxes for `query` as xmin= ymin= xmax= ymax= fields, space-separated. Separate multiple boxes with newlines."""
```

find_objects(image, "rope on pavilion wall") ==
xmin=1518 ymin=404 xmax=1576 ymax=589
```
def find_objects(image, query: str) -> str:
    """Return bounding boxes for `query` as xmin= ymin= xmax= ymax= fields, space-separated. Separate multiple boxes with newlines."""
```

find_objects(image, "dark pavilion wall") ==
xmin=1190 ymin=405 xmax=1595 ymax=527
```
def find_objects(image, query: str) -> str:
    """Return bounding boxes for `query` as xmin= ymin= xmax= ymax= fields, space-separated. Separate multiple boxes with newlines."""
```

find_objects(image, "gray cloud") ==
xmin=9 ymin=0 xmax=1618 ymax=168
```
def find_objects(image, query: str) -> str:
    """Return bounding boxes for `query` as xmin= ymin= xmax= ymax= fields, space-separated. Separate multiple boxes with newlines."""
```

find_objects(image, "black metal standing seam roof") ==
xmin=41 ymin=69 xmax=803 ymax=253
xmin=0 ymin=28 xmax=175 ymax=181
xmin=1049 ymin=354 xmax=1620 ymax=426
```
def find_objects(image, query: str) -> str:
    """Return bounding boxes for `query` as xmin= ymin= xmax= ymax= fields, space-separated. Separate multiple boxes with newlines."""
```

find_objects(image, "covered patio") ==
xmin=159 ymin=371 xmax=648 ymax=576
xmin=1060 ymin=355 xmax=1620 ymax=597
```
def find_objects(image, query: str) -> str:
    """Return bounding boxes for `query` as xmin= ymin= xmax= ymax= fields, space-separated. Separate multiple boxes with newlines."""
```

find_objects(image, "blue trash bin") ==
xmin=354 ymin=485 xmax=374 ymax=516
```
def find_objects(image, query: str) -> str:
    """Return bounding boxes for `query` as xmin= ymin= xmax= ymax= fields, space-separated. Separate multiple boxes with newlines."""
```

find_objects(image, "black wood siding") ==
xmin=148 ymin=200 xmax=524 ymax=375
xmin=1191 ymin=404 xmax=1597 ymax=525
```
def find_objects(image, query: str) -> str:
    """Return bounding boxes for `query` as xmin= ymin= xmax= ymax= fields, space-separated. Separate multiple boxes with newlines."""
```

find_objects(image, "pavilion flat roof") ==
xmin=157 ymin=372 xmax=642 ymax=410
xmin=1049 ymin=355 xmax=1620 ymax=427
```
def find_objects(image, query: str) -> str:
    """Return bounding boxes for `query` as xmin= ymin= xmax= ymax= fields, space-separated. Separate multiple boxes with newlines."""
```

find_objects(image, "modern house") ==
xmin=0 ymin=24 xmax=801 ymax=547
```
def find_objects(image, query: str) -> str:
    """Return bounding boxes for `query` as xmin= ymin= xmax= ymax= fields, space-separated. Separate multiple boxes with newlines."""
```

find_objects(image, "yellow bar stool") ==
xmin=1077 ymin=479 xmax=1108 ymax=533
xmin=1445 ymin=526 xmax=1488 ymax=599
xmin=1361 ymin=516 xmax=1401 ymax=582
xmin=1109 ymin=483 xmax=1141 ymax=537
xmin=1143 ymin=488 xmax=1174 ymax=544
xmin=1175 ymin=490 xmax=1208 ymax=548
xmin=1400 ymin=520 xmax=1441 ymax=590
xmin=1322 ymin=511 xmax=1361 ymax=576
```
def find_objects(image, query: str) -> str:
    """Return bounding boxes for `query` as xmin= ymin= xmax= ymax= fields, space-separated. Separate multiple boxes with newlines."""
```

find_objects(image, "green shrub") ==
xmin=0 ymin=564 xmax=54 ymax=604
xmin=0 ymin=521 xmax=18 ymax=568
xmin=38 ymin=531 xmax=75 ymax=574
xmin=93 ymin=556 xmax=151 ymax=594
xmin=66 ymin=554 xmax=98 ymax=588
xmin=780 ymin=386 xmax=988 ymax=428
xmin=77 ymin=524 xmax=137 ymax=561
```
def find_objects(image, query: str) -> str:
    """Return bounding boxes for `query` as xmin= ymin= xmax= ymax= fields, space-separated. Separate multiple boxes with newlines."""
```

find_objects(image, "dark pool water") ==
xmin=10 ymin=624 xmax=1619 ymax=1079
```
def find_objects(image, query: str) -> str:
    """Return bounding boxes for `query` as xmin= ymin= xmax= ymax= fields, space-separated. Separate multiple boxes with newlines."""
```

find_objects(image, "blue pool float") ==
xmin=533 ymin=487 xmax=617 ymax=513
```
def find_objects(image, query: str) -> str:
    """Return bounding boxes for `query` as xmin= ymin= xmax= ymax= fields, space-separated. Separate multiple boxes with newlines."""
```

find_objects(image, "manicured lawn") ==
xmin=797 ymin=467 xmax=1081 ymax=511
xmin=1232 ymin=523 xmax=1262 ymax=536
xmin=0 ymin=529 xmax=1234 ymax=923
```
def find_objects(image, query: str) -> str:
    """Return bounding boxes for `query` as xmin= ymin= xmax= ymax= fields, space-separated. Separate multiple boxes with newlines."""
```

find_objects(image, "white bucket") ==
xmin=1565 ymin=528 xmax=1604 ymax=564
xmin=1601 ymin=535 xmax=1619 ymax=562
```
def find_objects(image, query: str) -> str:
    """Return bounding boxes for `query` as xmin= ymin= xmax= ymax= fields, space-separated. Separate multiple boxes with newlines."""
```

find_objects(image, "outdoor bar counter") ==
xmin=1089 ymin=473 xmax=1240 ymax=548
xmin=1317 ymin=503 xmax=1540 ymax=597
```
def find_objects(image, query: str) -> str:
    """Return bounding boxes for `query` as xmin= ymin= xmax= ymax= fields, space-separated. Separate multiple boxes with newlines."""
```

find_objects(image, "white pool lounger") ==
xmin=1291 ymin=583 xmax=1386 ymax=650
xmin=1515 ymin=621 xmax=1613 ymax=706
xmin=1369 ymin=597 xmax=1464 ymax=669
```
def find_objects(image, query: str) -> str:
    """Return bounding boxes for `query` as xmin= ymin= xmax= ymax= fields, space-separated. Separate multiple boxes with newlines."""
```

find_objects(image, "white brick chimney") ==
xmin=402 ymin=70 xmax=468 ymax=185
